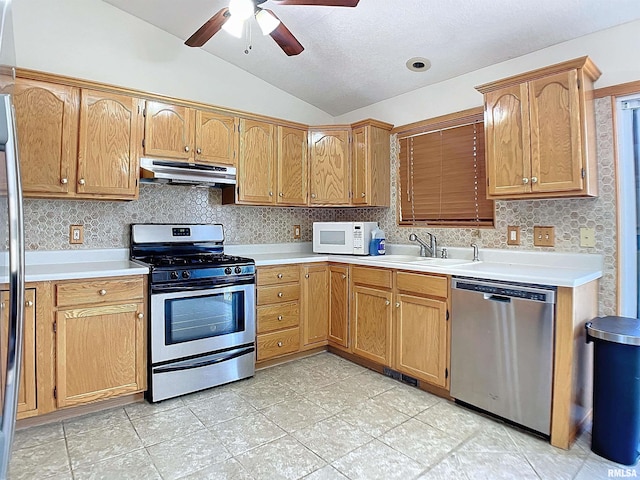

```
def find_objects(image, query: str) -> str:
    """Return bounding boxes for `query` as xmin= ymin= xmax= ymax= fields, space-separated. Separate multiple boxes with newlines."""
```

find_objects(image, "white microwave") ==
xmin=313 ymin=222 xmax=378 ymax=255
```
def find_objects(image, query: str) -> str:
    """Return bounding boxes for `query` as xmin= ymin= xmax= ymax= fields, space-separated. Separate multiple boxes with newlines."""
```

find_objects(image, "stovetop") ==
xmin=134 ymin=253 xmax=254 ymax=269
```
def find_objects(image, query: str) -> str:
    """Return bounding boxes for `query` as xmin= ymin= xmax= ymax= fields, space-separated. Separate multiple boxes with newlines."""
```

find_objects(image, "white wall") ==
xmin=12 ymin=0 xmax=334 ymax=125
xmin=335 ymin=19 xmax=640 ymax=126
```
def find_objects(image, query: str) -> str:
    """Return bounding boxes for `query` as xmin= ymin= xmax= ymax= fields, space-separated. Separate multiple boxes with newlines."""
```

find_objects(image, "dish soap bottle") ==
xmin=369 ymin=226 xmax=386 ymax=256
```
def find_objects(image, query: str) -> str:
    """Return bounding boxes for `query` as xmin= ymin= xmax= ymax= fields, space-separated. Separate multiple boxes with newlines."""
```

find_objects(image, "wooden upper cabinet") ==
xmin=11 ymin=78 xmax=79 ymax=196
xmin=144 ymin=101 xmax=238 ymax=166
xmin=195 ymin=111 xmax=237 ymax=165
xmin=477 ymin=56 xmax=601 ymax=199
xmin=237 ymin=119 xmax=276 ymax=204
xmin=77 ymin=90 xmax=143 ymax=198
xmin=309 ymin=128 xmax=350 ymax=204
xmin=277 ymin=126 xmax=307 ymax=205
xmin=143 ymin=101 xmax=193 ymax=161
xmin=350 ymin=120 xmax=391 ymax=207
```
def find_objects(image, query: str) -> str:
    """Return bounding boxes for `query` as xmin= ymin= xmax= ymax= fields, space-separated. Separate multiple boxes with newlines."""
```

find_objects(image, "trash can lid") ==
xmin=587 ymin=316 xmax=640 ymax=346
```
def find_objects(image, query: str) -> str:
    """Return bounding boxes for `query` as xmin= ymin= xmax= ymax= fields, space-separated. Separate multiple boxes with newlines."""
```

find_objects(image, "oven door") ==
xmin=150 ymin=283 xmax=255 ymax=364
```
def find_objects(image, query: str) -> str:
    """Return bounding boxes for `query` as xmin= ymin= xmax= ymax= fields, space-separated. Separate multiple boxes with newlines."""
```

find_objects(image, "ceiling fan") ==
xmin=185 ymin=0 xmax=360 ymax=56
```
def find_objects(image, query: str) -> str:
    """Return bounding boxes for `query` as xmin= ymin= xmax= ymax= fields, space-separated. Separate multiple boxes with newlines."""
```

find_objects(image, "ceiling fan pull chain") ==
xmin=244 ymin=21 xmax=253 ymax=54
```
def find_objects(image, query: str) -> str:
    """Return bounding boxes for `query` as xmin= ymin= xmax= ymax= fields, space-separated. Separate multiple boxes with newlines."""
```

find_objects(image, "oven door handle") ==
xmin=152 ymin=279 xmax=254 ymax=294
xmin=152 ymin=346 xmax=255 ymax=374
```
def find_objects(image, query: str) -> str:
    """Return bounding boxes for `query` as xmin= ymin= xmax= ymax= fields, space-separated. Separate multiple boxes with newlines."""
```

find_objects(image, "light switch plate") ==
xmin=580 ymin=227 xmax=596 ymax=247
xmin=533 ymin=226 xmax=555 ymax=247
xmin=507 ymin=226 xmax=520 ymax=245
xmin=293 ymin=225 xmax=301 ymax=239
xmin=69 ymin=225 xmax=84 ymax=244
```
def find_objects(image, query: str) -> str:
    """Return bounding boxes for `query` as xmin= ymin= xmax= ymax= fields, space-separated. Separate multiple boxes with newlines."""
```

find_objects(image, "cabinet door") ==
xmin=55 ymin=302 xmax=146 ymax=407
xmin=237 ymin=119 xmax=276 ymax=204
xmin=1 ymin=289 xmax=37 ymax=418
xmin=77 ymin=90 xmax=143 ymax=198
xmin=195 ymin=110 xmax=237 ymax=165
xmin=351 ymin=126 xmax=367 ymax=205
xmin=484 ymin=84 xmax=531 ymax=196
xmin=143 ymin=101 xmax=193 ymax=161
xmin=11 ymin=79 xmax=79 ymax=195
xmin=301 ymin=265 xmax=329 ymax=346
xmin=395 ymin=294 xmax=448 ymax=388
xmin=328 ymin=265 xmax=349 ymax=349
xmin=529 ymin=70 xmax=584 ymax=193
xmin=277 ymin=126 xmax=307 ymax=205
xmin=351 ymin=285 xmax=392 ymax=364
xmin=309 ymin=129 xmax=350 ymax=204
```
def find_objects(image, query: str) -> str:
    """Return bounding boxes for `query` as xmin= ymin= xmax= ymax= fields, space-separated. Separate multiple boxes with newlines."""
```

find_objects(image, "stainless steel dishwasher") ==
xmin=450 ymin=277 xmax=556 ymax=435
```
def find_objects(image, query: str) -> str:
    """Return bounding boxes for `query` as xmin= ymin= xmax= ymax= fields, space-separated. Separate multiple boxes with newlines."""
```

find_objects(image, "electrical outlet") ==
xmin=69 ymin=225 xmax=84 ymax=244
xmin=580 ymin=227 xmax=596 ymax=247
xmin=533 ymin=226 xmax=555 ymax=247
xmin=293 ymin=224 xmax=301 ymax=239
xmin=507 ymin=226 xmax=520 ymax=246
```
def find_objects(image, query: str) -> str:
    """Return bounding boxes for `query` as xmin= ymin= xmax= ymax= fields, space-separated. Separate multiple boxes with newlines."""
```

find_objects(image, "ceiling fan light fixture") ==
xmin=222 ymin=15 xmax=245 ymax=38
xmin=229 ymin=0 xmax=254 ymax=20
xmin=255 ymin=9 xmax=281 ymax=35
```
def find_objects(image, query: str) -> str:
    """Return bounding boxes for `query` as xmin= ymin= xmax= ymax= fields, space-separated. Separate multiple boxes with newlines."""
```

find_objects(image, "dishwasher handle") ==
xmin=484 ymin=294 xmax=511 ymax=303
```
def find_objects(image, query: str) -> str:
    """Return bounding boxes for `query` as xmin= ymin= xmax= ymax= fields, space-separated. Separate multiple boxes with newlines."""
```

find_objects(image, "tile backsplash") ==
xmin=24 ymin=97 xmax=617 ymax=315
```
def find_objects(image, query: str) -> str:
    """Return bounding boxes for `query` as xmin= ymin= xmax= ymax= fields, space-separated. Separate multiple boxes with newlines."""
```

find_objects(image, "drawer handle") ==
xmin=531 ymin=176 xmax=538 ymax=184
xmin=277 ymin=273 xmax=283 ymax=279
xmin=305 ymin=274 xmax=309 ymax=278
xmin=25 ymin=300 xmax=33 ymax=307
xmin=395 ymin=302 xmax=400 ymax=308
xmin=522 ymin=178 xmax=529 ymax=184
xmin=277 ymin=341 xmax=283 ymax=347
xmin=196 ymin=148 xmax=202 ymax=154
xmin=361 ymin=192 xmax=366 ymax=198
xmin=277 ymin=315 xmax=283 ymax=321
xmin=342 ymin=274 xmax=346 ymax=279
xmin=99 ymin=289 xmax=107 ymax=296
xmin=311 ymin=193 xmax=316 ymax=199
xmin=60 ymin=178 xmax=68 ymax=185
xmin=279 ymin=192 xmax=284 ymax=197
xmin=385 ymin=300 xmax=390 ymax=306
xmin=277 ymin=292 xmax=283 ymax=298
xmin=137 ymin=313 xmax=144 ymax=319
xmin=78 ymin=178 xmax=85 ymax=185
xmin=184 ymin=146 xmax=190 ymax=152
xmin=269 ymin=191 xmax=273 ymax=197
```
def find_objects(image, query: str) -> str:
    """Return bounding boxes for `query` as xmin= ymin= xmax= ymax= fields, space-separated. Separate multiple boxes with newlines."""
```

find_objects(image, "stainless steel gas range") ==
xmin=130 ymin=224 xmax=256 ymax=402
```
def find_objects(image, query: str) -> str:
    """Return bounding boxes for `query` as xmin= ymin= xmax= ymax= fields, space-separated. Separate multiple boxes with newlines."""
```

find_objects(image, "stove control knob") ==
xmin=234 ymin=266 xmax=242 ymax=274
xmin=224 ymin=267 xmax=232 ymax=275
xmin=170 ymin=271 xmax=179 ymax=280
xmin=182 ymin=271 xmax=191 ymax=279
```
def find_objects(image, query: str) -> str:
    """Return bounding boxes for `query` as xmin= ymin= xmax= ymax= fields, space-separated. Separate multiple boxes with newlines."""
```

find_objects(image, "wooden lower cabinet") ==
xmin=302 ymin=265 xmax=329 ymax=346
xmin=257 ymin=327 xmax=300 ymax=361
xmin=394 ymin=293 xmax=448 ymax=388
xmin=351 ymin=285 xmax=393 ymax=365
xmin=328 ymin=265 xmax=349 ymax=349
xmin=1 ymin=289 xmax=37 ymax=419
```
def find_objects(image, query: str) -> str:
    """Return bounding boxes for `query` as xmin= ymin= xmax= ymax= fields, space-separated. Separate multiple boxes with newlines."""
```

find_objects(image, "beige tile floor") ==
xmin=9 ymin=352 xmax=638 ymax=479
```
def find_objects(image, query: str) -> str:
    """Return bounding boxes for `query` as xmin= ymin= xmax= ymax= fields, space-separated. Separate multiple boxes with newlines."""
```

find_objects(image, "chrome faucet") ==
xmin=409 ymin=233 xmax=437 ymax=258
xmin=471 ymin=243 xmax=480 ymax=262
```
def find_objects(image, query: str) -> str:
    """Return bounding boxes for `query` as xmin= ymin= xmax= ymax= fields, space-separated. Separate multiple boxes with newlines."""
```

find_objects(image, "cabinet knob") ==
xmin=361 ymin=192 xmax=366 ymax=198
xmin=78 ymin=178 xmax=85 ymax=185
xmin=25 ymin=300 xmax=33 ymax=307
xmin=277 ymin=315 xmax=283 ymax=321
xmin=277 ymin=273 xmax=283 ymax=279
xmin=522 ymin=178 xmax=529 ymax=184
xmin=305 ymin=274 xmax=309 ymax=278
xmin=184 ymin=146 xmax=190 ymax=152
xmin=277 ymin=341 xmax=283 ymax=347
xmin=196 ymin=148 xmax=202 ymax=154
xmin=395 ymin=302 xmax=400 ymax=308
xmin=279 ymin=192 xmax=284 ymax=197
xmin=311 ymin=193 xmax=316 ymax=199
xmin=60 ymin=178 xmax=68 ymax=185
xmin=385 ymin=300 xmax=390 ymax=306
xmin=99 ymin=289 xmax=107 ymax=296
xmin=341 ymin=274 xmax=346 ymax=279
xmin=137 ymin=313 xmax=144 ymax=319
xmin=277 ymin=292 xmax=283 ymax=298
xmin=531 ymin=176 xmax=538 ymax=184
xmin=269 ymin=191 xmax=273 ymax=196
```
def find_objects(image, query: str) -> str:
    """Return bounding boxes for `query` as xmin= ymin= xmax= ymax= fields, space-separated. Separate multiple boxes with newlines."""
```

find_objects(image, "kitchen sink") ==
xmin=367 ymin=255 xmax=476 ymax=267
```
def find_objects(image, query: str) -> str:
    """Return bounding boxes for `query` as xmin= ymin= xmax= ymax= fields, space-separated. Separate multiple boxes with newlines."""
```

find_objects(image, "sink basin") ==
xmin=369 ymin=254 xmax=426 ymax=262
xmin=366 ymin=255 xmax=475 ymax=267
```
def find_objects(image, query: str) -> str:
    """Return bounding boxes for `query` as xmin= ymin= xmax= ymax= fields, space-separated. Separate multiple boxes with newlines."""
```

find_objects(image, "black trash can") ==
xmin=586 ymin=316 xmax=640 ymax=466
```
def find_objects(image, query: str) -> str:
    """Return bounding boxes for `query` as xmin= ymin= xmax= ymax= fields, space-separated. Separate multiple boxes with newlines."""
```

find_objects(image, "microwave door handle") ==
xmin=0 ymin=94 xmax=25 ymax=476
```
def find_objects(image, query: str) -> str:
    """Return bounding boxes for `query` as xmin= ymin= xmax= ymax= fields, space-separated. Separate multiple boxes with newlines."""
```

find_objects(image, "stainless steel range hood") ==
xmin=139 ymin=158 xmax=236 ymax=187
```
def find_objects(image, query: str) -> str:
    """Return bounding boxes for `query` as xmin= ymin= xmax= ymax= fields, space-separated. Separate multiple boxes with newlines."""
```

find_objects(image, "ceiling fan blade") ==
xmin=266 ymin=10 xmax=304 ymax=56
xmin=273 ymin=0 xmax=359 ymax=6
xmin=185 ymin=7 xmax=230 ymax=47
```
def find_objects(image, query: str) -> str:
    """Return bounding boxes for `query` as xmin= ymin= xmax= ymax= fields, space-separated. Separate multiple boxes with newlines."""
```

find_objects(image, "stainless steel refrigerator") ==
xmin=0 ymin=0 xmax=24 ymax=478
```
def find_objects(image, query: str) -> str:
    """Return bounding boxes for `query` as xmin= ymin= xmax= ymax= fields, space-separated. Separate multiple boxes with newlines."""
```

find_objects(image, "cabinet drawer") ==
xmin=257 ymin=327 xmax=300 ymax=361
xmin=351 ymin=266 xmax=392 ymax=289
xmin=56 ymin=277 xmax=144 ymax=307
xmin=257 ymin=284 xmax=300 ymax=306
xmin=396 ymin=272 xmax=448 ymax=298
xmin=257 ymin=302 xmax=300 ymax=334
xmin=257 ymin=265 xmax=300 ymax=286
